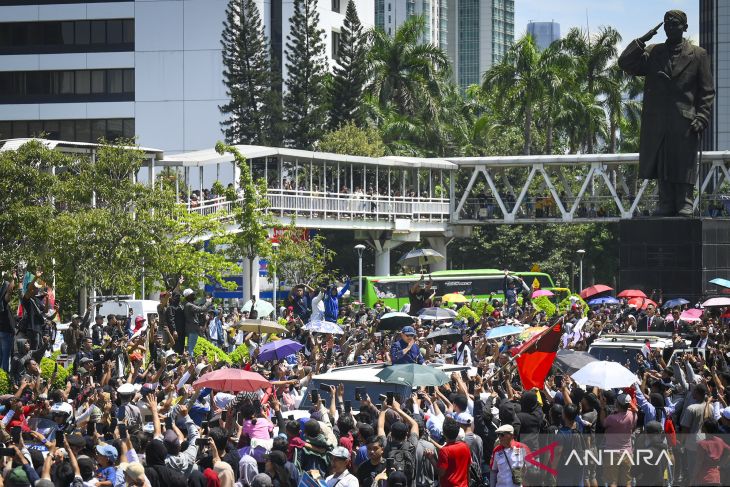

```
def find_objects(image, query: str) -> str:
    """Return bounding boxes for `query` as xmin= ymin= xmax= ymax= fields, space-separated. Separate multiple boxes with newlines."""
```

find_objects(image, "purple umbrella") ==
xmin=256 ymin=339 xmax=304 ymax=362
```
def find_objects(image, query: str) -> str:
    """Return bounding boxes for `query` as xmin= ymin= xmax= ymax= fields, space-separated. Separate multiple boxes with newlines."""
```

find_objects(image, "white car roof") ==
xmin=312 ymin=363 xmax=469 ymax=383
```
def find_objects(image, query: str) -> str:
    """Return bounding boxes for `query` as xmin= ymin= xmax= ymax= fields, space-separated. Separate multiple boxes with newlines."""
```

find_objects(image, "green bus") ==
xmin=354 ymin=269 xmax=563 ymax=310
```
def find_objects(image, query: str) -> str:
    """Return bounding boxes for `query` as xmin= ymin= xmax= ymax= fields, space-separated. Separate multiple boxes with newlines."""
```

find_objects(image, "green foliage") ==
xmin=40 ymin=357 xmax=69 ymax=391
xmin=317 ymin=122 xmax=386 ymax=157
xmin=0 ymin=369 xmax=10 ymax=395
xmin=456 ymin=306 xmax=478 ymax=322
xmin=264 ymin=221 xmax=337 ymax=287
xmin=229 ymin=344 xmax=250 ymax=365
xmin=329 ymin=0 xmax=369 ymax=129
xmin=216 ymin=142 xmax=275 ymax=294
xmin=558 ymin=294 xmax=589 ymax=315
xmin=193 ymin=337 xmax=232 ymax=363
xmin=284 ymin=0 xmax=329 ymax=148
xmin=532 ymin=296 xmax=557 ymax=318
xmin=220 ymin=0 xmax=282 ymax=145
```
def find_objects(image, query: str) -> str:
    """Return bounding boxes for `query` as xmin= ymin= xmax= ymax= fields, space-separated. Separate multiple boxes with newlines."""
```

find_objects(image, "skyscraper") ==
xmin=374 ymin=0 xmax=445 ymax=48
xmin=699 ymin=0 xmax=729 ymax=150
xmin=527 ymin=21 xmax=560 ymax=50
xmin=0 ymin=0 xmax=373 ymax=153
xmin=445 ymin=0 xmax=514 ymax=90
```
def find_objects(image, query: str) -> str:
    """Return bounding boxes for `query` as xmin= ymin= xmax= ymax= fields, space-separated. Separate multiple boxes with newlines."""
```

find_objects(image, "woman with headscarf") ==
xmin=143 ymin=440 xmax=186 ymax=487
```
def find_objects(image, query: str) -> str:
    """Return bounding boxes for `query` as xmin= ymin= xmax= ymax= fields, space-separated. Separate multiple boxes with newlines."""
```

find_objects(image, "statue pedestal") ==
xmin=619 ymin=218 xmax=730 ymax=302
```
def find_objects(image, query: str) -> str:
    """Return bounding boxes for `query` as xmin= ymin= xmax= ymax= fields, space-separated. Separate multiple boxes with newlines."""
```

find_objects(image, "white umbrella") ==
xmin=571 ymin=361 xmax=637 ymax=389
xmin=702 ymin=297 xmax=730 ymax=308
xmin=398 ymin=248 xmax=445 ymax=268
xmin=242 ymin=299 xmax=275 ymax=317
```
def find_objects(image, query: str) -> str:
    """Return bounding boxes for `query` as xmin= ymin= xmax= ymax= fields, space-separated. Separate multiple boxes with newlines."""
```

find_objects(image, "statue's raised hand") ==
xmin=639 ymin=22 xmax=663 ymax=43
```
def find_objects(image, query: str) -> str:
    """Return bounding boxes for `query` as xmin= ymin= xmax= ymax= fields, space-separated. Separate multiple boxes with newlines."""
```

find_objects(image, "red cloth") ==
xmin=203 ymin=468 xmax=220 ymax=487
xmin=694 ymin=436 xmax=730 ymax=485
xmin=511 ymin=319 xmax=562 ymax=389
xmin=436 ymin=441 xmax=471 ymax=487
xmin=338 ymin=432 xmax=354 ymax=453
xmin=287 ymin=436 xmax=306 ymax=462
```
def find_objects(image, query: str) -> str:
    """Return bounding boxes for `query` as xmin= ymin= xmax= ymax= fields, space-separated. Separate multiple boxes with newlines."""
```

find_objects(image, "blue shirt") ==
xmin=390 ymin=339 xmax=424 ymax=364
xmin=324 ymin=279 xmax=350 ymax=322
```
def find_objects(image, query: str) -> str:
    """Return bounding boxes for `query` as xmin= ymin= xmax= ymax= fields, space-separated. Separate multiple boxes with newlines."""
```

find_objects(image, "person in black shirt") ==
xmin=357 ymin=435 xmax=386 ymax=487
xmin=407 ymin=276 xmax=433 ymax=317
xmin=0 ymin=270 xmax=17 ymax=372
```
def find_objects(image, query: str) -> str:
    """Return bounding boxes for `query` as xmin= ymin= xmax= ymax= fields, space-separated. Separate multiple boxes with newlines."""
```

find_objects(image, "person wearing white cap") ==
xmin=182 ymin=288 xmax=212 ymax=356
xmin=489 ymin=423 xmax=529 ymax=487
xmin=116 ymin=383 xmax=143 ymax=433
xmin=325 ymin=446 xmax=358 ymax=487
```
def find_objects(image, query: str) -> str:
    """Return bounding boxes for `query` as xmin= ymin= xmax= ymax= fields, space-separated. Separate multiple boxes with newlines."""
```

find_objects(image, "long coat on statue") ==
xmin=618 ymin=39 xmax=714 ymax=184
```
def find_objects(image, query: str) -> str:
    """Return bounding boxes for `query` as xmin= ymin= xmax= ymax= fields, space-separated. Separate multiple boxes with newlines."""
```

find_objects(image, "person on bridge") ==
xmin=324 ymin=276 xmax=350 ymax=322
xmin=390 ymin=325 xmax=425 ymax=365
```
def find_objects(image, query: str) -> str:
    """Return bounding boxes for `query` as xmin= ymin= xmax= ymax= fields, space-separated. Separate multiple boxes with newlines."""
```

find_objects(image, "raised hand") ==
xmin=639 ymin=22 xmax=663 ymax=43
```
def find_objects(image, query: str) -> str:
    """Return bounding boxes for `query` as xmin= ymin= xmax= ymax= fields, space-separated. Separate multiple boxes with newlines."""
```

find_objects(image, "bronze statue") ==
xmin=618 ymin=10 xmax=715 ymax=217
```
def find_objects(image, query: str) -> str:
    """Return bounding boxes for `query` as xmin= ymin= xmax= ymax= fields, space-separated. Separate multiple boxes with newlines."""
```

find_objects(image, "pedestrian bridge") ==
xmin=156 ymin=147 xmax=730 ymax=227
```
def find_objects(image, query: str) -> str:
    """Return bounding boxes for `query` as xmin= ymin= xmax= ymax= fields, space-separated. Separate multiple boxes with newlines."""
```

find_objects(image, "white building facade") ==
xmin=0 ymin=0 xmax=373 ymax=153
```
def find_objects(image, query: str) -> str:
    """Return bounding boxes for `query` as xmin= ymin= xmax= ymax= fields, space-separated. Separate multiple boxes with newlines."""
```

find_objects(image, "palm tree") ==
xmin=483 ymin=35 xmax=571 ymax=155
xmin=368 ymin=16 xmax=449 ymax=119
xmin=561 ymin=26 xmax=622 ymax=153
xmin=602 ymin=64 xmax=643 ymax=153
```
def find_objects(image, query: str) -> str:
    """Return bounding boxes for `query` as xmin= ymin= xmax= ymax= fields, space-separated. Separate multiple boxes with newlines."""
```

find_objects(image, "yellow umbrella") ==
xmin=442 ymin=293 xmax=468 ymax=304
xmin=230 ymin=319 xmax=289 ymax=335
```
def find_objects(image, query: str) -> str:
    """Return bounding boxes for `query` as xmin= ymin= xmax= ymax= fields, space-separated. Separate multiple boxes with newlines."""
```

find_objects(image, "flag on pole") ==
xmin=510 ymin=317 xmax=563 ymax=390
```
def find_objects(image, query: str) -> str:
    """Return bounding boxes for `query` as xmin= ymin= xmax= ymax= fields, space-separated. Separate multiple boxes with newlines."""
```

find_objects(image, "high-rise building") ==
xmin=444 ymin=0 xmax=514 ymax=90
xmin=0 ymin=0 xmax=373 ymax=153
xmin=527 ymin=21 xmax=560 ymax=50
xmin=699 ymin=0 xmax=729 ymax=150
xmin=375 ymin=0 xmax=445 ymax=48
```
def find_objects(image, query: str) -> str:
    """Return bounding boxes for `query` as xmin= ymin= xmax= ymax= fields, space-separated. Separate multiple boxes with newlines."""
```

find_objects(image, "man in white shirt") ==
xmin=490 ymin=424 xmax=529 ymax=487
xmin=325 ymin=447 xmax=359 ymax=487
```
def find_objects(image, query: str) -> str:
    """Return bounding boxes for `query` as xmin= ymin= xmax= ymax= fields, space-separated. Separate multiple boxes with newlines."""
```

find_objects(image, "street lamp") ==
xmin=271 ymin=242 xmax=280 ymax=319
xmin=354 ymin=244 xmax=366 ymax=304
xmin=577 ymin=249 xmax=586 ymax=291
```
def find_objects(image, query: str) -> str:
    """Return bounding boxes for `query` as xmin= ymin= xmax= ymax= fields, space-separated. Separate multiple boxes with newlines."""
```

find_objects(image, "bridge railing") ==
xmin=186 ymin=189 xmax=450 ymax=223
xmin=449 ymin=152 xmax=730 ymax=223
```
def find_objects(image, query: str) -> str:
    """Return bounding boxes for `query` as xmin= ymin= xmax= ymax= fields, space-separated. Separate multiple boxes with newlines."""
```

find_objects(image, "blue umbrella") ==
xmin=303 ymin=320 xmax=345 ymax=335
xmin=662 ymin=298 xmax=690 ymax=309
xmin=256 ymin=339 xmax=303 ymax=362
xmin=587 ymin=296 xmax=620 ymax=306
xmin=709 ymin=278 xmax=730 ymax=289
xmin=485 ymin=325 xmax=523 ymax=339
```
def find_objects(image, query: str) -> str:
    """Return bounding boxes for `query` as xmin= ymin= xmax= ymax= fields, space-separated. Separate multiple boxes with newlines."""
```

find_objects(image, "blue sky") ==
xmin=514 ymin=0 xmax=700 ymax=47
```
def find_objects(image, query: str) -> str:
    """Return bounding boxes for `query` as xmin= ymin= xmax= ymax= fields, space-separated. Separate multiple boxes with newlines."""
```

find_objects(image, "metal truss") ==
xmin=449 ymin=152 xmax=730 ymax=224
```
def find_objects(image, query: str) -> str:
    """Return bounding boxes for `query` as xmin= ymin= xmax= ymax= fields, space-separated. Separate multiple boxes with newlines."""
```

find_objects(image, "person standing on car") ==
xmin=182 ymin=288 xmax=212 ymax=355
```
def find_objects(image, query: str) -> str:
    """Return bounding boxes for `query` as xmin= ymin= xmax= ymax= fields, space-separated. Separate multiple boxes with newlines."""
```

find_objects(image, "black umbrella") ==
xmin=554 ymin=349 xmax=598 ymax=375
xmin=378 ymin=312 xmax=414 ymax=331
xmin=426 ymin=327 xmax=462 ymax=344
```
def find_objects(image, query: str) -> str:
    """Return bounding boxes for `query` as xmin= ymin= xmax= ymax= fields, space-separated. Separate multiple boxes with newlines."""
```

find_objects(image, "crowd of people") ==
xmin=1 ymin=266 xmax=730 ymax=487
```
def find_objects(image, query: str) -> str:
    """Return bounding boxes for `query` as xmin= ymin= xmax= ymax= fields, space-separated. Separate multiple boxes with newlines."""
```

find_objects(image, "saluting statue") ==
xmin=618 ymin=10 xmax=715 ymax=217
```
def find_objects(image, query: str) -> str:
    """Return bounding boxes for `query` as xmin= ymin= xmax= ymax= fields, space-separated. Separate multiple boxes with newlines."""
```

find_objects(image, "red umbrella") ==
xmin=628 ymin=297 xmax=657 ymax=310
xmin=617 ymin=289 xmax=647 ymax=298
xmin=193 ymin=368 xmax=269 ymax=392
xmin=579 ymin=285 xmax=614 ymax=300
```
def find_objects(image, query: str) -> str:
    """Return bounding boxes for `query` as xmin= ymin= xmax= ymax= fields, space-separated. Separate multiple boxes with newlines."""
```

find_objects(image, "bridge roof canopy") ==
xmin=0 ymin=138 xmax=164 ymax=159
xmin=159 ymin=145 xmax=457 ymax=171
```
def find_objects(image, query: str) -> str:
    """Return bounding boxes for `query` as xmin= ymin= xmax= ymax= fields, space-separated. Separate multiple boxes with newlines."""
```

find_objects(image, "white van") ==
xmin=95 ymin=299 xmax=160 ymax=322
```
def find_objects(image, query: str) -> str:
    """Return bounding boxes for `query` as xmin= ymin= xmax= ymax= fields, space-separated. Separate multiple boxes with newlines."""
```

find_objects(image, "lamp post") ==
xmin=577 ymin=249 xmax=586 ymax=291
xmin=354 ymin=244 xmax=366 ymax=304
xmin=271 ymin=242 xmax=279 ymax=319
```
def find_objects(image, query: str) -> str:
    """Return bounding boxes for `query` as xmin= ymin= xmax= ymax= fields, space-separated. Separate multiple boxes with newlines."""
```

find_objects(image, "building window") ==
xmin=331 ymin=0 xmax=340 ymax=12
xmin=332 ymin=30 xmax=341 ymax=61
xmin=0 ymin=19 xmax=134 ymax=55
xmin=0 ymin=68 xmax=135 ymax=103
xmin=0 ymin=118 xmax=135 ymax=143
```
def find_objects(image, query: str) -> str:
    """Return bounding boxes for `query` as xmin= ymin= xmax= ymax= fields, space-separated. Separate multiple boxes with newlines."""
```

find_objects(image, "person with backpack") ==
xmin=424 ymin=417 xmax=470 ymax=487
xmin=377 ymin=400 xmax=418 ymax=487
xmin=552 ymin=404 xmax=586 ymax=487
